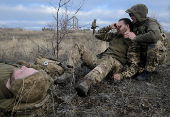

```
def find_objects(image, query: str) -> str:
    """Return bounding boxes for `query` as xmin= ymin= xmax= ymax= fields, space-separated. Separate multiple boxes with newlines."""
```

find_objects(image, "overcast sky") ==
xmin=0 ymin=0 xmax=170 ymax=31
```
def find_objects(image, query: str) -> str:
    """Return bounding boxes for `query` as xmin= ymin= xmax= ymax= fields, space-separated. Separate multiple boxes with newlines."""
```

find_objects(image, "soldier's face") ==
xmin=129 ymin=13 xmax=138 ymax=23
xmin=11 ymin=66 xmax=38 ymax=83
xmin=117 ymin=20 xmax=128 ymax=35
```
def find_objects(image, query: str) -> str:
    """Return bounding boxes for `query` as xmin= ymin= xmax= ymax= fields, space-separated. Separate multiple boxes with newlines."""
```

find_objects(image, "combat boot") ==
xmin=54 ymin=67 xmax=72 ymax=84
xmin=75 ymin=77 xmax=92 ymax=96
xmin=136 ymin=70 xmax=152 ymax=81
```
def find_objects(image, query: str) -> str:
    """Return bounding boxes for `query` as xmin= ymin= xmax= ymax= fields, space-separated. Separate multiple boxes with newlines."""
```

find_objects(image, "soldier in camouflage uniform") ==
xmin=59 ymin=18 xmax=140 ymax=96
xmin=124 ymin=4 xmax=167 ymax=80
xmin=0 ymin=62 xmax=53 ymax=116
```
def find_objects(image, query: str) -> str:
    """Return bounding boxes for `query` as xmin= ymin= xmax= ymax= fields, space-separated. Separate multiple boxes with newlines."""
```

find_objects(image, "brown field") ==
xmin=0 ymin=29 xmax=108 ymax=63
xmin=1 ymin=28 xmax=170 ymax=116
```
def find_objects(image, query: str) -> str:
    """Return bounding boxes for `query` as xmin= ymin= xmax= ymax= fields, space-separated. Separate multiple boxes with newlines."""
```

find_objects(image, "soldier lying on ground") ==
xmin=54 ymin=18 xmax=140 ymax=96
xmin=0 ymin=62 xmax=53 ymax=116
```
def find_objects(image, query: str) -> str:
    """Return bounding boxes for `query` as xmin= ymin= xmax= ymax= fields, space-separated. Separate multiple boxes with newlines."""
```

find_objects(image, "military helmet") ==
xmin=10 ymin=71 xmax=53 ymax=103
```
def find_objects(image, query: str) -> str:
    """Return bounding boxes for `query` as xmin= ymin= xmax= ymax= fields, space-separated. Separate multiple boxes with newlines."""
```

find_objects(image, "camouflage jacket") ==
xmin=95 ymin=26 xmax=132 ymax=65
xmin=0 ymin=63 xmax=20 ymax=109
xmin=95 ymin=26 xmax=140 ymax=79
xmin=0 ymin=62 xmax=43 ymax=109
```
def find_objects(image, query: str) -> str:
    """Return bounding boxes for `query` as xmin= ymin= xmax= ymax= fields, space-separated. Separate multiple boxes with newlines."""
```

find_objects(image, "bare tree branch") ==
xmin=47 ymin=0 xmax=84 ymax=58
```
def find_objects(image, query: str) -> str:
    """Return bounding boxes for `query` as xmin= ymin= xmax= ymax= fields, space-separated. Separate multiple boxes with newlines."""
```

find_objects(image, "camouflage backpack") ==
xmin=158 ymin=24 xmax=168 ymax=47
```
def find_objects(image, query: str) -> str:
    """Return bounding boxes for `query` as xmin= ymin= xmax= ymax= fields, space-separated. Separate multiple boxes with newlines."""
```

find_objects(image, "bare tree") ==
xmin=49 ymin=0 xmax=84 ymax=58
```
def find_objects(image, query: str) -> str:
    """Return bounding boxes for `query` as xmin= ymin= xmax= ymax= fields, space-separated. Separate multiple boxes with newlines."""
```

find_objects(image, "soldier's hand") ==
xmin=125 ymin=32 xmax=136 ymax=41
xmin=110 ymin=23 xmax=120 ymax=29
xmin=112 ymin=73 xmax=121 ymax=81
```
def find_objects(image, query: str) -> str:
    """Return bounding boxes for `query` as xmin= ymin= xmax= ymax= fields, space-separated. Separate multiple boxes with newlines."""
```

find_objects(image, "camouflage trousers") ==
xmin=67 ymin=43 xmax=123 ymax=84
xmin=143 ymin=40 xmax=167 ymax=72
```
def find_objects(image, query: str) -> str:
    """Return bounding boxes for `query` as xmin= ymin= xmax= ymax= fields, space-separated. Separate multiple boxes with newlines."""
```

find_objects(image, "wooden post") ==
xmin=72 ymin=16 xmax=78 ymax=30
xmin=73 ymin=16 xmax=74 ymax=30
xmin=76 ymin=17 xmax=78 ymax=30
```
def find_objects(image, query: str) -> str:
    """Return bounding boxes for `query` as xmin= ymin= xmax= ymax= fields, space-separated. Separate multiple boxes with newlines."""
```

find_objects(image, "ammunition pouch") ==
xmin=35 ymin=56 xmax=64 ymax=77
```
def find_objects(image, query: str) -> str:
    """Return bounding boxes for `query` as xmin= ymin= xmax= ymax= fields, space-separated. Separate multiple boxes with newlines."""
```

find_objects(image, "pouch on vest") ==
xmin=156 ymin=40 xmax=167 ymax=65
xmin=35 ymin=56 xmax=64 ymax=77
xmin=157 ymin=24 xmax=168 ymax=64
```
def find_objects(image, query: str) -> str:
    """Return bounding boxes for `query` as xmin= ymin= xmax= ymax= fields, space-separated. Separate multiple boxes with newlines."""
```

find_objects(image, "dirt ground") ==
xmin=45 ymin=50 xmax=170 ymax=117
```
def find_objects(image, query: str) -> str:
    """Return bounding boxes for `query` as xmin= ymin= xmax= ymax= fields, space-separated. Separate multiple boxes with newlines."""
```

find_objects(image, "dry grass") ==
xmin=0 ymin=29 xmax=108 ymax=63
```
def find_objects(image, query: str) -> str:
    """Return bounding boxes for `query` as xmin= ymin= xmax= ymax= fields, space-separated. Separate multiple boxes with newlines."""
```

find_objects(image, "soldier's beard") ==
xmin=118 ymin=28 xmax=127 ymax=35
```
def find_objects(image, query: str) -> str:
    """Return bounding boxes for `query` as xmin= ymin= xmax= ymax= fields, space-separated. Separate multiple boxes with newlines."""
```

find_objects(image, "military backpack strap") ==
xmin=0 ymin=80 xmax=13 ymax=99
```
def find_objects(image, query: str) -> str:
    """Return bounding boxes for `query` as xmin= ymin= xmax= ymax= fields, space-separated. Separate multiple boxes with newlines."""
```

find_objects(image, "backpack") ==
xmin=158 ymin=24 xmax=168 ymax=47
